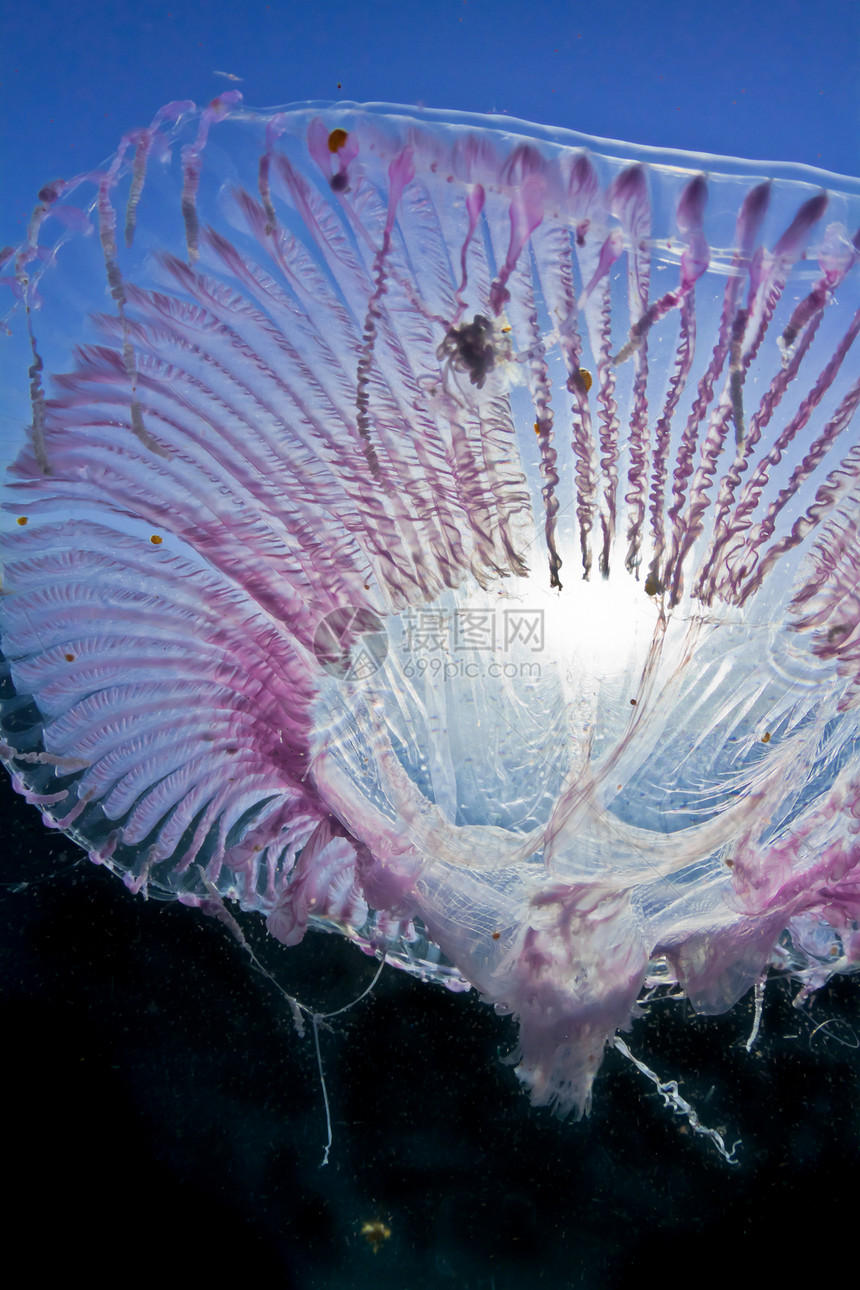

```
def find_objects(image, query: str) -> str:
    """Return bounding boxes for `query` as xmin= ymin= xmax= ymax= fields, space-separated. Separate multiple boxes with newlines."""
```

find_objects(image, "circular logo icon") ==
xmin=312 ymin=605 xmax=388 ymax=680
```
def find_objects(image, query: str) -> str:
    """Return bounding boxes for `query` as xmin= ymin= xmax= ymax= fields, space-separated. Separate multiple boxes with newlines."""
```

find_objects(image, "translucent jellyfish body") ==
xmin=2 ymin=97 xmax=859 ymax=1120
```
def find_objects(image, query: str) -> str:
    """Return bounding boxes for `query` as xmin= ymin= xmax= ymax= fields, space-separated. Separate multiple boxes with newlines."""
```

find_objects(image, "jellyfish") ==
xmin=1 ymin=96 xmax=859 ymax=1134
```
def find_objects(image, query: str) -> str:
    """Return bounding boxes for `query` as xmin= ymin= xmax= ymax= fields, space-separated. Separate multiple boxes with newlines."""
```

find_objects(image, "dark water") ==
xmin=2 ymin=769 xmax=858 ymax=1288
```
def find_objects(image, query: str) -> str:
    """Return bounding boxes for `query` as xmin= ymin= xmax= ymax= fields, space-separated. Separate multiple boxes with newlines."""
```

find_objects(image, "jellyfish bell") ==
xmin=2 ymin=97 xmax=859 ymax=1133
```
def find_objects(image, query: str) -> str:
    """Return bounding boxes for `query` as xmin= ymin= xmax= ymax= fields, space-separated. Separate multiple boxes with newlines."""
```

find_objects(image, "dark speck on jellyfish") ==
xmin=438 ymin=314 xmax=499 ymax=387
xmin=1 ymin=94 xmax=859 ymax=1163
